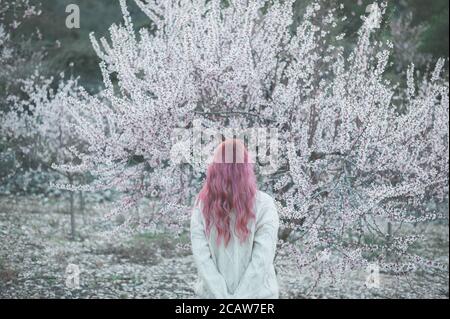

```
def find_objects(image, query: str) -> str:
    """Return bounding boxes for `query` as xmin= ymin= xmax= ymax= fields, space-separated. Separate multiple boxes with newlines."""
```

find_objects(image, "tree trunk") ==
xmin=70 ymin=190 xmax=75 ymax=240
xmin=79 ymin=190 xmax=85 ymax=225
xmin=386 ymin=221 xmax=392 ymax=260
xmin=68 ymin=174 xmax=76 ymax=240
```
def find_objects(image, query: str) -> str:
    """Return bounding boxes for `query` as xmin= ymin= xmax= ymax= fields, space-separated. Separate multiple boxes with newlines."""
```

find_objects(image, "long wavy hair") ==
xmin=197 ymin=139 xmax=257 ymax=246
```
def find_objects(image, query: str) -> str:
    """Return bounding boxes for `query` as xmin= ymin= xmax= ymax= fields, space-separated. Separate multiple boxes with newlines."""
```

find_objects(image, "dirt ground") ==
xmin=0 ymin=196 xmax=448 ymax=299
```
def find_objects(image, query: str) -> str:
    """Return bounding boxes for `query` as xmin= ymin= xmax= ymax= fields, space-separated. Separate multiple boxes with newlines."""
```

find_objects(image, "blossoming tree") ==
xmin=57 ymin=0 xmax=448 ymax=291
xmin=0 ymin=0 xmax=41 ymax=98
xmin=1 ymin=1 xmax=90 ymax=239
xmin=1 ymin=75 xmax=89 ymax=239
xmin=1 ymin=0 xmax=42 ymax=186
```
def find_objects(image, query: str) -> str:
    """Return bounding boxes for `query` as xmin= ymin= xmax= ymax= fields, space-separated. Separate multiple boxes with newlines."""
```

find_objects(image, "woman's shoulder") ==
xmin=255 ymin=190 xmax=277 ymax=211
xmin=256 ymin=190 xmax=275 ymax=204
xmin=254 ymin=191 xmax=278 ymax=223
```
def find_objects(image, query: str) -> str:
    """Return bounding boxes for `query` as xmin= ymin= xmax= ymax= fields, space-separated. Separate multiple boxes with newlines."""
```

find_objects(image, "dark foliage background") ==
xmin=5 ymin=0 xmax=449 ymax=93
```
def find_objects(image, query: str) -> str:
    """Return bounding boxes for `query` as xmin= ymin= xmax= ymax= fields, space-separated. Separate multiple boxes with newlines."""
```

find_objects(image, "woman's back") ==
xmin=191 ymin=190 xmax=279 ymax=299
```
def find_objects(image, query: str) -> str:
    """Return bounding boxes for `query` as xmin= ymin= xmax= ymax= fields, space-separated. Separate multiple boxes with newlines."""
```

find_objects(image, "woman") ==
xmin=190 ymin=139 xmax=279 ymax=299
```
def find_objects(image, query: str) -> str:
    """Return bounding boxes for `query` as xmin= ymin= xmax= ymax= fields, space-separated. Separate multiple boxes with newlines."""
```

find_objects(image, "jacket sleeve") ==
xmin=232 ymin=197 xmax=279 ymax=298
xmin=190 ymin=205 xmax=230 ymax=298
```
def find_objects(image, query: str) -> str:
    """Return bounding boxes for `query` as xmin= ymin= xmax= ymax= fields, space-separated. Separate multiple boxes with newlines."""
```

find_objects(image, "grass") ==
xmin=94 ymin=231 xmax=191 ymax=266
xmin=0 ymin=259 xmax=18 ymax=284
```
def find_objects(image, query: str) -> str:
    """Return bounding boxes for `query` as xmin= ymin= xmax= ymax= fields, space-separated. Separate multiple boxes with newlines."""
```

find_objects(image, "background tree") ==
xmin=0 ymin=1 xmax=89 ymax=239
xmin=1 ymin=75 xmax=89 ymax=239
xmin=1 ymin=0 xmax=43 ymax=193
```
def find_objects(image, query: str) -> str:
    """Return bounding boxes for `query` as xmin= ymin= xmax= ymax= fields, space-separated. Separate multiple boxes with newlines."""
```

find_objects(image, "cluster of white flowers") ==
xmin=0 ymin=0 xmax=41 ymax=84
xmin=2 ymin=75 xmax=86 ymax=170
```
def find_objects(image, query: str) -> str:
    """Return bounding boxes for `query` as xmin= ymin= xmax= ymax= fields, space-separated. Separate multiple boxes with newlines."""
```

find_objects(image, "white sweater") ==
xmin=190 ymin=191 xmax=279 ymax=299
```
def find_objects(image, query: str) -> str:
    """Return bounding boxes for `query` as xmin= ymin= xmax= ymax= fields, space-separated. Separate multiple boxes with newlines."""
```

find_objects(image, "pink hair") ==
xmin=197 ymin=139 xmax=257 ymax=246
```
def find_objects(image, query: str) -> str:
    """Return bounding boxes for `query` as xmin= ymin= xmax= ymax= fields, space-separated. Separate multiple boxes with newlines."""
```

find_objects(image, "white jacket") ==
xmin=190 ymin=191 xmax=279 ymax=299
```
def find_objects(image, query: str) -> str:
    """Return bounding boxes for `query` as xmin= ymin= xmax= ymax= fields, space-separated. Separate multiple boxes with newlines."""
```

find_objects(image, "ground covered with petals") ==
xmin=0 ymin=197 xmax=448 ymax=299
